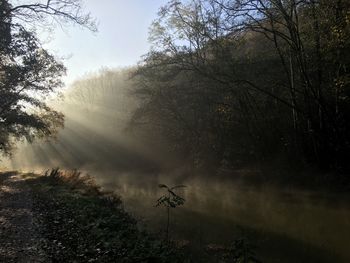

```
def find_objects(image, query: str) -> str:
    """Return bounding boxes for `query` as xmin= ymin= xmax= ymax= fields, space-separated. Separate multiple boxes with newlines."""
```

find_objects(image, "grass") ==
xmin=26 ymin=168 xmax=185 ymax=263
xmin=23 ymin=169 xmax=266 ymax=262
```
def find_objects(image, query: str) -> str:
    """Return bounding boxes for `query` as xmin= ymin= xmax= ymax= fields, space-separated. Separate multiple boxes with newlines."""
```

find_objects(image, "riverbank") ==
xmin=0 ymin=169 xmax=183 ymax=263
xmin=2 ymin=168 xmax=347 ymax=262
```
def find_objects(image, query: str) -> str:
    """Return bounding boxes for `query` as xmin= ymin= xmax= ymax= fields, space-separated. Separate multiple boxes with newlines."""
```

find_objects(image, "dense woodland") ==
xmin=1 ymin=1 xmax=350 ymax=262
xmin=1 ymin=0 xmax=350 ymax=182
xmin=129 ymin=0 xmax=350 ymax=177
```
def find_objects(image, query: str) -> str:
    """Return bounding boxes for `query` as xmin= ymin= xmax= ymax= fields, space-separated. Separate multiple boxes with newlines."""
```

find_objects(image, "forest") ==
xmin=50 ymin=0 xmax=350 ymax=186
xmin=1 ymin=0 xmax=350 ymax=262
xmin=1 ymin=0 xmax=350 ymax=181
xmin=129 ymin=0 xmax=350 ymax=178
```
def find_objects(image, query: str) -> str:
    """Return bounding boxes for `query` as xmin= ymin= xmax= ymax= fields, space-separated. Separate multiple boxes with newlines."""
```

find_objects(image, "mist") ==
xmin=3 ymin=68 xmax=174 ymax=174
xmin=1 ymin=67 xmax=349 ymax=262
xmin=1 ymin=0 xmax=350 ymax=262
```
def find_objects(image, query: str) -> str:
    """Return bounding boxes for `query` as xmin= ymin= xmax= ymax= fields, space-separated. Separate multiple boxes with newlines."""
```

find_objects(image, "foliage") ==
xmin=65 ymin=68 xmax=138 ymax=131
xmin=0 ymin=0 xmax=95 ymax=155
xmin=130 ymin=0 xmax=350 ymax=176
xmin=223 ymin=238 xmax=261 ymax=263
xmin=156 ymin=184 xmax=186 ymax=241
xmin=156 ymin=184 xmax=186 ymax=208
xmin=29 ymin=169 xmax=185 ymax=262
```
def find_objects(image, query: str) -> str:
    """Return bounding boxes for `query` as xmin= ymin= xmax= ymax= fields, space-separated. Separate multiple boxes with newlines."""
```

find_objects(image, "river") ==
xmin=88 ymin=169 xmax=350 ymax=263
xmin=4 ymin=114 xmax=350 ymax=262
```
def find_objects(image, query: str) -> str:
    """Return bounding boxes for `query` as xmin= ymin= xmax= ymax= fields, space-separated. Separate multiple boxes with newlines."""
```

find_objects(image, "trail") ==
xmin=0 ymin=172 xmax=47 ymax=262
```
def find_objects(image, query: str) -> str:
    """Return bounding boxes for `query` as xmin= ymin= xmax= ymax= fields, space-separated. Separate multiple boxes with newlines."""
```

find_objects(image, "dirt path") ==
xmin=0 ymin=172 xmax=48 ymax=263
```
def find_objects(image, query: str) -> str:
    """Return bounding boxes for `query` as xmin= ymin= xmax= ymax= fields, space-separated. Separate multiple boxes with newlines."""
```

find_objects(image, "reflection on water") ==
xmin=3 ymin=71 xmax=348 ymax=262
xmin=3 ymin=128 xmax=349 ymax=262
xmin=93 ymin=170 xmax=350 ymax=263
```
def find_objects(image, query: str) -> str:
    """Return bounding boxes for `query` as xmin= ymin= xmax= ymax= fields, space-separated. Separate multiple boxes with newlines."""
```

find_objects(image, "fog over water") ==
xmin=1 ymin=1 xmax=350 ymax=262
xmin=1 ymin=69 xmax=350 ymax=263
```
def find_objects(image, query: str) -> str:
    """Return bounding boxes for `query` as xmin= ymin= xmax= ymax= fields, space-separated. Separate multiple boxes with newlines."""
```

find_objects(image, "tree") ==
xmin=131 ymin=0 xmax=350 ymax=174
xmin=213 ymin=0 xmax=350 ymax=169
xmin=0 ymin=0 xmax=96 ymax=155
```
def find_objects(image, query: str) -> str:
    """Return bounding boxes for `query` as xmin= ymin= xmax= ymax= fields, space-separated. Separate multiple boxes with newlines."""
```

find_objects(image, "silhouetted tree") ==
xmin=0 ymin=0 xmax=96 ymax=154
xmin=131 ymin=0 xmax=350 ymax=174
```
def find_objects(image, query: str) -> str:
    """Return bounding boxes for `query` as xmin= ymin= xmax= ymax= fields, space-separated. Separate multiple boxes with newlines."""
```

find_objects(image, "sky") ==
xmin=40 ymin=0 xmax=167 ymax=86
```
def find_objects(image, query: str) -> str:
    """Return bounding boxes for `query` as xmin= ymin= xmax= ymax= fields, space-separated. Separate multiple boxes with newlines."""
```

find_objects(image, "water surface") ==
xmin=91 ymin=170 xmax=350 ymax=263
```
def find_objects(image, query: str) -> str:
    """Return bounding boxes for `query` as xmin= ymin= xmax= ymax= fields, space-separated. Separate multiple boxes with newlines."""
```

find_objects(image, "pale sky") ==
xmin=40 ymin=0 xmax=167 ymax=85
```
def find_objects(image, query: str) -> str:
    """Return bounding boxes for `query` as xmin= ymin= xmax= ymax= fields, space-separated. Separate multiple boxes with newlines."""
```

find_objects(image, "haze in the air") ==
xmin=1 ymin=1 xmax=350 ymax=262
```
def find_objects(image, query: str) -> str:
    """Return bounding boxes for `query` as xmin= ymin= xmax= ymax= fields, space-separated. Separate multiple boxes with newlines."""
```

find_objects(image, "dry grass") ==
xmin=44 ymin=168 xmax=101 ymax=195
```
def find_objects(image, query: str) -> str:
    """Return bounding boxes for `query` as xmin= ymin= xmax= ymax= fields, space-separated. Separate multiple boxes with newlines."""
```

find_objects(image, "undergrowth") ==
xmin=28 ymin=168 xmax=186 ymax=263
xmin=25 ymin=168 xmax=262 ymax=263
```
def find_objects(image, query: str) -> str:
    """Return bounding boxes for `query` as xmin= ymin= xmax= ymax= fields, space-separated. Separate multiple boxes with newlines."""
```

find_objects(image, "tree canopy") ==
xmin=131 ymin=0 xmax=350 ymax=173
xmin=0 ymin=0 xmax=95 ymax=155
